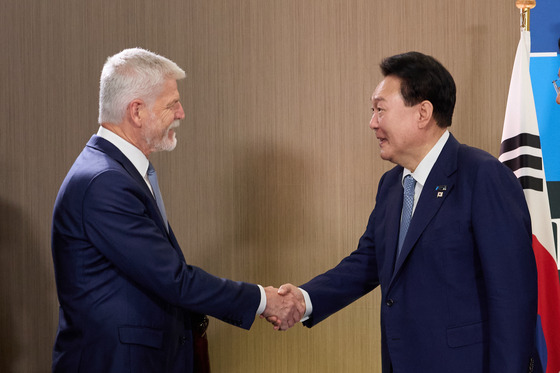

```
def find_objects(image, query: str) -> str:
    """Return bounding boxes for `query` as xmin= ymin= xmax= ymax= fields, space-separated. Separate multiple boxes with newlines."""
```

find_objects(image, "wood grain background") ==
xmin=0 ymin=0 xmax=520 ymax=371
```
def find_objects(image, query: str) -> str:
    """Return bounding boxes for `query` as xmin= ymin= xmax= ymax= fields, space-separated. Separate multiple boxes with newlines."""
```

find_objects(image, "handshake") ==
xmin=261 ymin=284 xmax=305 ymax=331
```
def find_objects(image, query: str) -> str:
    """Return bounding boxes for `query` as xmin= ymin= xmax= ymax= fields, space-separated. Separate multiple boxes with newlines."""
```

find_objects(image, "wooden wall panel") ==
xmin=0 ymin=0 xmax=519 ymax=371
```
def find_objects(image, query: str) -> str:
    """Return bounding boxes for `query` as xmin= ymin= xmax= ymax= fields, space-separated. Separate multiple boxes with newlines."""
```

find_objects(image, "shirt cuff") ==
xmin=299 ymin=287 xmax=313 ymax=322
xmin=256 ymin=284 xmax=266 ymax=315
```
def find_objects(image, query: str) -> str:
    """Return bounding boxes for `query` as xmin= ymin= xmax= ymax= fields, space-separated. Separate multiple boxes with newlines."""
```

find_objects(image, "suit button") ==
xmin=180 ymin=336 xmax=187 ymax=345
xmin=386 ymin=299 xmax=394 ymax=307
xmin=528 ymin=357 xmax=534 ymax=372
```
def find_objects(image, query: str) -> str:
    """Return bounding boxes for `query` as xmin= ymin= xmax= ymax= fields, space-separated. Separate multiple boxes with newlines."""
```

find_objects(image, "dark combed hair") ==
xmin=380 ymin=52 xmax=456 ymax=128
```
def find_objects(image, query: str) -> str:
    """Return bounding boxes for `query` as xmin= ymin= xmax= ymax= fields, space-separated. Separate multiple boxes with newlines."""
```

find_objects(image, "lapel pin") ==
xmin=435 ymin=185 xmax=447 ymax=198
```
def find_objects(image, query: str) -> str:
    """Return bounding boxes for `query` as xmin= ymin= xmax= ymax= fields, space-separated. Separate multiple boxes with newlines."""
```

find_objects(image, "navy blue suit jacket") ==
xmin=52 ymin=135 xmax=260 ymax=372
xmin=301 ymin=134 xmax=537 ymax=373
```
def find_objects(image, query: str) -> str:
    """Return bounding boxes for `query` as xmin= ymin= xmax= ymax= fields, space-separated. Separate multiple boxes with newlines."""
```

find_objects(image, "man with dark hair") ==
xmin=273 ymin=52 xmax=538 ymax=372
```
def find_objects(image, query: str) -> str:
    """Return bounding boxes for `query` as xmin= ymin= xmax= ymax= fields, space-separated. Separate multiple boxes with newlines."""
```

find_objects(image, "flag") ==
xmin=499 ymin=30 xmax=560 ymax=373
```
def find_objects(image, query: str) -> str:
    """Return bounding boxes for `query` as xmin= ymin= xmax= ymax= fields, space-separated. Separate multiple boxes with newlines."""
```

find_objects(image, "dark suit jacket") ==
xmin=52 ymin=135 xmax=260 ymax=372
xmin=301 ymin=134 xmax=537 ymax=373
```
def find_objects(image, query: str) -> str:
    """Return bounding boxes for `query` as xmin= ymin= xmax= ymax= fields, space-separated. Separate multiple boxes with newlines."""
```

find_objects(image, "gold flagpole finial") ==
xmin=516 ymin=0 xmax=536 ymax=31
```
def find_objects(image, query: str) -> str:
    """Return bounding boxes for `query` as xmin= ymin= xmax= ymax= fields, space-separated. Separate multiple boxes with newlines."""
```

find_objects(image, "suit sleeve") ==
xmin=471 ymin=158 xmax=537 ymax=371
xmin=300 ymin=178 xmax=383 ymax=327
xmin=82 ymin=170 xmax=260 ymax=330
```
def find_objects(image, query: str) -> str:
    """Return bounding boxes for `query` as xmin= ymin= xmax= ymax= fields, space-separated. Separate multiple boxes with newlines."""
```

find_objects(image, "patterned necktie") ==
xmin=147 ymin=163 xmax=169 ymax=231
xmin=397 ymin=174 xmax=416 ymax=257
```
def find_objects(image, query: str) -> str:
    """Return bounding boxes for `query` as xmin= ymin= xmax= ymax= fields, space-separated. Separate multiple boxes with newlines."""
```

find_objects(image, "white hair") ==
xmin=98 ymin=48 xmax=186 ymax=124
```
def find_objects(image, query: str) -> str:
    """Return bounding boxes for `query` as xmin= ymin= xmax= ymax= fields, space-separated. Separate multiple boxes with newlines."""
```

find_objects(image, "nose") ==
xmin=176 ymin=102 xmax=185 ymax=120
xmin=369 ymin=112 xmax=378 ymax=130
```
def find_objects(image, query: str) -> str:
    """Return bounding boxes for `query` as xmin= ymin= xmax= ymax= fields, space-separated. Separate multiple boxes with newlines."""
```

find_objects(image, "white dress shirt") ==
xmin=97 ymin=126 xmax=153 ymax=194
xmin=401 ymin=130 xmax=449 ymax=214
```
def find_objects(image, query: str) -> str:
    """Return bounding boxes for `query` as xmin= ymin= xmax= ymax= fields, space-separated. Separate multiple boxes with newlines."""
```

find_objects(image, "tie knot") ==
xmin=403 ymin=175 xmax=415 ymax=196
xmin=147 ymin=162 xmax=156 ymax=176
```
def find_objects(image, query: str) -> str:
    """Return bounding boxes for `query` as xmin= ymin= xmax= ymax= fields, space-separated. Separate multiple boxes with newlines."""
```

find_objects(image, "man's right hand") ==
xmin=261 ymin=284 xmax=305 ymax=331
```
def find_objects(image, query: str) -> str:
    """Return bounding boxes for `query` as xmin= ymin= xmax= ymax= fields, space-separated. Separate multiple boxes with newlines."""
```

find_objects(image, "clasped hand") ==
xmin=261 ymin=284 xmax=305 ymax=331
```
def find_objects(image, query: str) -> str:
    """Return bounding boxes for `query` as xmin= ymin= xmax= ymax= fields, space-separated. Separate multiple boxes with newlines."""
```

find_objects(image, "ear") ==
xmin=417 ymin=100 xmax=434 ymax=129
xmin=127 ymin=99 xmax=146 ymax=128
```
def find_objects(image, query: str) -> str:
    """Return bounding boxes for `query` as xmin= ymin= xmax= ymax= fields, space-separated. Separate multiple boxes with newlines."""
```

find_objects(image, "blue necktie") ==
xmin=147 ymin=163 xmax=169 ymax=231
xmin=397 ymin=175 xmax=416 ymax=257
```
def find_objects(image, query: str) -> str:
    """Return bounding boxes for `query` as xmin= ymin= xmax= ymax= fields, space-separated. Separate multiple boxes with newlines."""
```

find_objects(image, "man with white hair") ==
xmin=51 ymin=48 xmax=304 ymax=373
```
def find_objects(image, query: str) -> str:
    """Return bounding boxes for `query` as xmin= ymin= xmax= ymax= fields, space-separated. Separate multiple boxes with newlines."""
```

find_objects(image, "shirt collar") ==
xmin=402 ymin=130 xmax=449 ymax=187
xmin=96 ymin=126 xmax=150 ymax=177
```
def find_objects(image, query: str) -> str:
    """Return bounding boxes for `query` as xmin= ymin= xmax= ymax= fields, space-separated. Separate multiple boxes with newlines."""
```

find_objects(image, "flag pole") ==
xmin=515 ymin=0 xmax=536 ymax=31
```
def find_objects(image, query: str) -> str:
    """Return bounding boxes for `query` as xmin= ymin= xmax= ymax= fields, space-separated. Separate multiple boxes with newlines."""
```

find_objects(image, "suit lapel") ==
xmin=390 ymin=134 xmax=459 ymax=282
xmin=167 ymin=226 xmax=186 ymax=261
xmin=87 ymin=135 xmax=153 ymax=196
xmin=380 ymin=173 xmax=405 ymax=286
xmin=86 ymin=135 xmax=173 ymax=239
